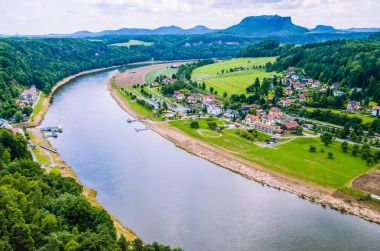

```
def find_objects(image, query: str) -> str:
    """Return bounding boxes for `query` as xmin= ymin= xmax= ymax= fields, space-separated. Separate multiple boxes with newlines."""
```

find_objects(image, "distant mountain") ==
xmin=14 ymin=15 xmax=379 ymax=38
xmin=309 ymin=25 xmax=337 ymax=33
xmin=341 ymin=28 xmax=380 ymax=33
xmin=220 ymin=15 xmax=308 ymax=35
xmin=57 ymin=25 xmax=216 ymax=37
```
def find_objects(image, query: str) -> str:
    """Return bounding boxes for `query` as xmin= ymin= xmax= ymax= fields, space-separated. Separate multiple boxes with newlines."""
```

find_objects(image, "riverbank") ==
xmin=109 ymin=69 xmax=380 ymax=225
xmin=25 ymin=65 xmax=139 ymax=240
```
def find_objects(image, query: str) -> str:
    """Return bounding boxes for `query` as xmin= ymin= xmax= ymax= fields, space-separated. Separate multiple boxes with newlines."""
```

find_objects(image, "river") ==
xmin=42 ymin=70 xmax=380 ymax=251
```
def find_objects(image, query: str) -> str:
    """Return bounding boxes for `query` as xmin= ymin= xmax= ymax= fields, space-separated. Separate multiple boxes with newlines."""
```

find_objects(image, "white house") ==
xmin=206 ymin=104 xmax=223 ymax=116
xmin=372 ymin=106 xmax=380 ymax=116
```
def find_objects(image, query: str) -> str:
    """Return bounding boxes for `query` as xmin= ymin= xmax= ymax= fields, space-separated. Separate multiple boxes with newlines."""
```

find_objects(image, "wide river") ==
xmin=42 ymin=70 xmax=380 ymax=250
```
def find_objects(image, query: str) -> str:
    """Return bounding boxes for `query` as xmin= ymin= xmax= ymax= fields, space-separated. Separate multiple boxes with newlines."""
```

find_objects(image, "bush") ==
xmin=190 ymin=121 xmax=199 ymax=129
xmin=328 ymin=152 xmax=334 ymax=159
xmin=309 ymin=145 xmax=316 ymax=152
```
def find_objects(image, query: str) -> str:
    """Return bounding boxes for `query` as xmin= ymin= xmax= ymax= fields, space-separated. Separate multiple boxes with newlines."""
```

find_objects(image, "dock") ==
xmin=135 ymin=128 xmax=148 ymax=132
xmin=40 ymin=145 xmax=58 ymax=154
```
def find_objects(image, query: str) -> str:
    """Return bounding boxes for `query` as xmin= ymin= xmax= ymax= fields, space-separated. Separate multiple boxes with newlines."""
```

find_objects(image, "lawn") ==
xmin=202 ymin=69 xmax=275 ymax=97
xmin=170 ymin=119 xmax=374 ymax=189
xmin=306 ymin=107 xmax=374 ymax=124
xmin=145 ymin=67 xmax=177 ymax=84
xmin=192 ymin=57 xmax=276 ymax=79
xmin=109 ymin=40 xmax=153 ymax=47
xmin=30 ymin=92 xmax=46 ymax=122
xmin=116 ymin=88 xmax=161 ymax=121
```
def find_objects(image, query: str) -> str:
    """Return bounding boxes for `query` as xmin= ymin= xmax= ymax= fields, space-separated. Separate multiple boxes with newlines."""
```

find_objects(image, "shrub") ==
xmin=309 ymin=145 xmax=316 ymax=152
xmin=190 ymin=121 xmax=199 ymax=129
xmin=328 ymin=152 xmax=334 ymax=159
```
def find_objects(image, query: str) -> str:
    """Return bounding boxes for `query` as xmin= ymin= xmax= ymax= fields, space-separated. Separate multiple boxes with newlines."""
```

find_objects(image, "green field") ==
xmin=117 ymin=88 xmax=161 ymax=121
xmin=30 ymin=92 xmax=46 ymax=122
xmin=202 ymin=69 xmax=275 ymax=97
xmin=306 ymin=107 xmax=374 ymax=124
xmin=109 ymin=40 xmax=153 ymax=47
xmin=145 ymin=67 xmax=178 ymax=84
xmin=170 ymin=119 xmax=374 ymax=189
xmin=192 ymin=57 xmax=276 ymax=79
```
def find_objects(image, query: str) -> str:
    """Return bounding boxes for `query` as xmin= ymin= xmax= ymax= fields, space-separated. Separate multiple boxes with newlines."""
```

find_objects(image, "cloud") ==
xmin=0 ymin=0 xmax=378 ymax=35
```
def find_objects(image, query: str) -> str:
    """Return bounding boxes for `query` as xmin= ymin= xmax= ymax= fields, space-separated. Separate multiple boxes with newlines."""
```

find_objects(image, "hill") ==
xmin=309 ymin=25 xmax=337 ymax=33
xmin=220 ymin=15 xmax=308 ymax=35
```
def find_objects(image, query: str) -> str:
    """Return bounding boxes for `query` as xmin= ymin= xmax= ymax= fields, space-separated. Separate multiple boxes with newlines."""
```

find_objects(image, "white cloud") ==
xmin=0 ymin=0 xmax=378 ymax=35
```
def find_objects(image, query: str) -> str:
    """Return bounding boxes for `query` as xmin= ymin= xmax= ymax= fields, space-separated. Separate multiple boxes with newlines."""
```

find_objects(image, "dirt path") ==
xmin=109 ymin=69 xmax=380 ymax=225
xmin=352 ymin=171 xmax=380 ymax=196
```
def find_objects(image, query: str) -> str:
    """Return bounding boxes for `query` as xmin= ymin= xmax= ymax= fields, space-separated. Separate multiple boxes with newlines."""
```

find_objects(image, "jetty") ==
xmin=135 ymin=128 xmax=148 ymax=133
xmin=40 ymin=145 xmax=58 ymax=154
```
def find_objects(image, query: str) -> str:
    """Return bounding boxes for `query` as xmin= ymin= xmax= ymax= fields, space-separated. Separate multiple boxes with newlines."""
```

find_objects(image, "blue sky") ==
xmin=0 ymin=0 xmax=379 ymax=35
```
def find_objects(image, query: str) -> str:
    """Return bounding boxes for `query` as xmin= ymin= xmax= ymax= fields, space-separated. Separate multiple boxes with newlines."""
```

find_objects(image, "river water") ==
xmin=42 ymin=70 xmax=380 ymax=251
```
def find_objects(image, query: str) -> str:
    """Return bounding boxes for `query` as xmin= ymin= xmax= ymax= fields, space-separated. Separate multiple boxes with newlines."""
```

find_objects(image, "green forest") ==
xmin=0 ymin=128 xmax=181 ymax=251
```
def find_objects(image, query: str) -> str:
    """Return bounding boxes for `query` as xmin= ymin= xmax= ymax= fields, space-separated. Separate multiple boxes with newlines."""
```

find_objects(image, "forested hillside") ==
xmin=0 ymin=128 xmax=181 ymax=250
xmin=239 ymin=39 xmax=380 ymax=102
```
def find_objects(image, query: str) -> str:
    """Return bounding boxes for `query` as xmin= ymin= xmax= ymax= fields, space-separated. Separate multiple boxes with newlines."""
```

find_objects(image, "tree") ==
xmin=207 ymin=120 xmax=217 ymax=130
xmin=117 ymin=236 xmax=129 ymax=251
xmin=223 ymin=92 xmax=227 ymax=98
xmin=64 ymin=240 xmax=81 ymax=251
xmin=328 ymin=152 xmax=334 ymax=159
xmin=201 ymin=82 xmax=206 ymax=90
xmin=249 ymin=108 xmax=257 ymax=115
xmin=320 ymin=133 xmax=333 ymax=146
xmin=190 ymin=121 xmax=199 ymax=129
xmin=295 ymin=126 xmax=303 ymax=135
xmin=340 ymin=124 xmax=350 ymax=138
xmin=309 ymin=145 xmax=316 ymax=152
xmin=341 ymin=141 xmax=349 ymax=152
xmin=352 ymin=144 xmax=360 ymax=156
xmin=209 ymin=87 xmax=214 ymax=93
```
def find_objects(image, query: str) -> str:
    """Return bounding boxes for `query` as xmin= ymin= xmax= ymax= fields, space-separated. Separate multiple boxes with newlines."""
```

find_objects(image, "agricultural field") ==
xmin=145 ymin=67 xmax=178 ymax=84
xmin=192 ymin=57 xmax=276 ymax=79
xmin=109 ymin=39 xmax=153 ymax=47
xmin=202 ymin=69 xmax=275 ymax=97
xmin=170 ymin=119 xmax=375 ymax=189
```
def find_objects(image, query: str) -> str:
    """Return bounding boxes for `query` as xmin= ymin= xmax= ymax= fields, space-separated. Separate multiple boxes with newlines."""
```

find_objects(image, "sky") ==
xmin=0 ymin=0 xmax=379 ymax=35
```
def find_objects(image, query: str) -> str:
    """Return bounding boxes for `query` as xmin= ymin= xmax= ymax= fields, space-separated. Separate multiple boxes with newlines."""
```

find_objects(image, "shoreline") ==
xmin=109 ymin=73 xmax=380 ymax=225
xmin=25 ymin=64 xmax=139 ymax=240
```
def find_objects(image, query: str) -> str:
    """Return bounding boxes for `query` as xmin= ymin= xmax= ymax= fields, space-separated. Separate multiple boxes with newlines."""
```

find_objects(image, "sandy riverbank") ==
xmin=109 ymin=67 xmax=380 ymax=225
xmin=26 ymin=65 xmax=139 ymax=240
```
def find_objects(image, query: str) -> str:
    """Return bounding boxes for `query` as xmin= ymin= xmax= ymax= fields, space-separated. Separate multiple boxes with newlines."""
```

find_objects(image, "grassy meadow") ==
xmin=170 ymin=119 xmax=374 ymax=189
xmin=145 ymin=67 xmax=178 ymax=84
xmin=192 ymin=57 xmax=276 ymax=78
xmin=306 ymin=107 xmax=374 ymax=124
xmin=109 ymin=40 xmax=153 ymax=47
xmin=203 ymin=69 xmax=274 ymax=97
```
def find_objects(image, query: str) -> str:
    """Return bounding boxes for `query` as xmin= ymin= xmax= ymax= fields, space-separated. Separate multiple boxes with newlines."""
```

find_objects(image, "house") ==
xmin=224 ymin=109 xmax=239 ymax=119
xmin=312 ymin=82 xmax=321 ymax=88
xmin=0 ymin=119 xmax=12 ymax=129
xmin=331 ymin=83 xmax=340 ymax=89
xmin=206 ymin=104 xmax=223 ymax=116
xmin=244 ymin=114 xmax=260 ymax=127
xmin=186 ymin=95 xmax=198 ymax=104
xmin=261 ymin=114 xmax=280 ymax=125
xmin=16 ymin=99 xmax=30 ymax=108
xmin=269 ymin=107 xmax=283 ymax=116
xmin=173 ymin=91 xmax=185 ymax=100
xmin=255 ymin=122 xmax=275 ymax=134
xmin=278 ymin=99 xmax=292 ymax=107
xmin=319 ymin=88 xmax=327 ymax=93
xmin=20 ymin=85 xmax=38 ymax=102
xmin=284 ymin=121 xmax=299 ymax=133
xmin=298 ymin=94 xmax=306 ymax=102
xmin=301 ymin=90 xmax=309 ymax=96
xmin=372 ymin=106 xmax=380 ymax=116
xmin=333 ymin=91 xmax=345 ymax=97
xmin=203 ymin=95 xmax=215 ymax=104
xmin=347 ymin=101 xmax=361 ymax=111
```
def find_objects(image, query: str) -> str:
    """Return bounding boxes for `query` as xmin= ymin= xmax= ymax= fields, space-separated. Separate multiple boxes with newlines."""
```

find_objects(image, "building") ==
xmin=284 ymin=121 xmax=299 ymax=133
xmin=224 ymin=109 xmax=239 ymax=119
xmin=255 ymin=122 xmax=275 ymax=134
xmin=298 ymin=94 xmax=306 ymax=102
xmin=203 ymin=95 xmax=215 ymax=104
xmin=173 ymin=91 xmax=185 ymax=100
xmin=186 ymin=95 xmax=198 ymax=104
xmin=347 ymin=101 xmax=361 ymax=111
xmin=206 ymin=104 xmax=223 ymax=116
xmin=20 ymin=85 xmax=38 ymax=102
xmin=0 ymin=119 xmax=12 ymax=129
xmin=372 ymin=106 xmax=380 ymax=116
xmin=244 ymin=114 xmax=260 ymax=127
xmin=269 ymin=107 xmax=283 ymax=116
xmin=261 ymin=114 xmax=280 ymax=125
xmin=278 ymin=99 xmax=292 ymax=107
xmin=333 ymin=91 xmax=345 ymax=97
